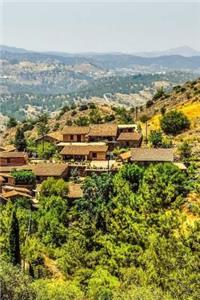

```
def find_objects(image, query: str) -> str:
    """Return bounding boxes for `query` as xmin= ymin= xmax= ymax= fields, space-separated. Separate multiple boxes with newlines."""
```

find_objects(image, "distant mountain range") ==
xmin=1 ymin=45 xmax=200 ymax=72
xmin=133 ymin=46 xmax=200 ymax=57
xmin=1 ymin=45 xmax=200 ymax=57
xmin=0 ymin=45 xmax=200 ymax=120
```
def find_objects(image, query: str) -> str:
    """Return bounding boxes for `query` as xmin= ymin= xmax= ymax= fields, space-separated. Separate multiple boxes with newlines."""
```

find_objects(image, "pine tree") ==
xmin=8 ymin=209 xmax=21 ymax=266
xmin=14 ymin=127 xmax=27 ymax=151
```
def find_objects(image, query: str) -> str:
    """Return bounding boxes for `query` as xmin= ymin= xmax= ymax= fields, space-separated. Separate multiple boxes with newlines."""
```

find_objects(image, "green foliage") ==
xmin=104 ymin=114 xmax=115 ymax=122
xmin=88 ymin=267 xmax=120 ymax=300
xmin=114 ymin=107 xmax=133 ymax=124
xmin=8 ymin=209 xmax=21 ymax=266
xmin=0 ymin=258 xmax=35 ymax=300
xmin=78 ymin=173 xmax=114 ymax=231
xmin=75 ymin=116 xmax=90 ymax=126
xmin=89 ymin=102 xmax=96 ymax=109
xmin=153 ymin=87 xmax=166 ymax=101
xmin=36 ymin=113 xmax=49 ymax=136
xmin=32 ymin=279 xmax=84 ymax=300
xmin=37 ymin=178 xmax=69 ymax=246
xmin=148 ymin=130 xmax=172 ymax=149
xmin=40 ymin=177 xmax=68 ymax=198
xmin=21 ymin=118 xmax=36 ymax=132
xmin=7 ymin=117 xmax=17 ymax=128
xmin=0 ymin=163 xmax=199 ymax=299
xmin=178 ymin=141 xmax=192 ymax=161
xmin=148 ymin=130 xmax=163 ymax=148
xmin=160 ymin=110 xmax=190 ymax=135
xmin=146 ymin=100 xmax=154 ymax=108
xmin=139 ymin=163 xmax=189 ymax=212
xmin=14 ymin=127 xmax=27 ymax=151
xmin=160 ymin=106 xmax=166 ymax=115
xmin=11 ymin=170 xmax=36 ymax=185
xmin=140 ymin=114 xmax=149 ymax=123
xmin=36 ymin=142 xmax=56 ymax=159
xmin=118 ymin=164 xmax=144 ymax=192
xmin=89 ymin=108 xmax=103 ymax=124
xmin=79 ymin=104 xmax=88 ymax=111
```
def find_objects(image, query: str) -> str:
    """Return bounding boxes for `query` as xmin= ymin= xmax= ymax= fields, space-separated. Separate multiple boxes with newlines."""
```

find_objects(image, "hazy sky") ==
xmin=0 ymin=1 xmax=200 ymax=53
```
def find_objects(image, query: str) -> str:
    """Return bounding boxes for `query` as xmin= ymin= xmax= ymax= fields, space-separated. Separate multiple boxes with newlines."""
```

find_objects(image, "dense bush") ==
xmin=148 ymin=130 xmax=163 ymax=148
xmin=0 ymin=259 xmax=35 ymax=300
xmin=11 ymin=170 xmax=36 ymax=185
xmin=7 ymin=117 xmax=17 ymax=128
xmin=153 ymin=87 xmax=166 ymax=101
xmin=14 ymin=127 xmax=27 ymax=151
xmin=75 ymin=116 xmax=90 ymax=126
xmin=36 ymin=142 xmax=56 ymax=159
xmin=160 ymin=110 xmax=190 ymax=135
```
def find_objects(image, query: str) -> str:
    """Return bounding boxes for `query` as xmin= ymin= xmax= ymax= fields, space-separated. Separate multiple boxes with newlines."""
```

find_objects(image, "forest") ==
xmin=0 ymin=162 xmax=199 ymax=300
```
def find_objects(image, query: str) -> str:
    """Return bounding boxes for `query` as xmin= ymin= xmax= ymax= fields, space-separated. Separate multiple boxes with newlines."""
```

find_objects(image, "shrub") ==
xmin=36 ymin=142 xmax=56 ymax=159
xmin=11 ymin=170 xmax=36 ymax=185
xmin=146 ymin=100 xmax=153 ymax=108
xmin=104 ymin=114 xmax=115 ymax=122
xmin=75 ymin=116 xmax=90 ymax=126
xmin=0 ymin=258 xmax=35 ymax=300
xmin=153 ymin=87 xmax=166 ymax=101
xmin=178 ymin=141 xmax=192 ymax=161
xmin=71 ymin=110 xmax=77 ymax=117
xmin=160 ymin=106 xmax=166 ymax=115
xmin=148 ymin=130 xmax=163 ymax=148
xmin=79 ymin=104 xmax=88 ymax=111
xmin=14 ymin=128 xmax=27 ymax=151
xmin=160 ymin=110 xmax=190 ymax=135
xmin=7 ymin=117 xmax=17 ymax=128
xmin=88 ymin=102 xmax=96 ymax=109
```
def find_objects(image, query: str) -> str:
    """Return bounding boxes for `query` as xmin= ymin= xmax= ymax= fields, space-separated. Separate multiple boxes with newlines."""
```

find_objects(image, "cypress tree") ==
xmin=14 ymin=127 xmax=27 ymax=151
xmin=8 ymin=209 xmax=21 ymax=266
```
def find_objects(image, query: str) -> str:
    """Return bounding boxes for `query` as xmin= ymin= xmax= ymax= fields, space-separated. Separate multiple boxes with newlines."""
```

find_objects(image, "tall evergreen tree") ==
xmin=36 ymin=113 xmax=49 ymax=158
xmin=14 ymin=127 xmax=27 ymax=151
xmin=8 ymin=209 xmax=21 ymax=266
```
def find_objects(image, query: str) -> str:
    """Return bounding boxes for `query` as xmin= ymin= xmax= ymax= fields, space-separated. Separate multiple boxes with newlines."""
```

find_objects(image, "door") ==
xmin=77 ymin=135 xmax=81 ymax=142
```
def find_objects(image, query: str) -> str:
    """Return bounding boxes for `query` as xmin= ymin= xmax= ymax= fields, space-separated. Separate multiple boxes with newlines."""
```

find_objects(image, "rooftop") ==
xmin=58 ymin=142 xmax=106 ymax=147
xmin=130 ymin=148 xmax=174 ymax=162
xmin=88 ymin=124 xmax=118 ymax=137
xmin=31 ymin=163 xmax=68 ymax=177
xmin=117 ymin=132 xmax=142 ymax=141
xmin=62 ymin=126 xmax=90 ymax=135
xmin=2 ymin=190 xmax=32 ymax=199
xmin=0 ymin=151 xmax=27 ymax=158
xmin=36 ymin=131 xmax=63 ymax=142
xmin=0 ymin=165 xmax=32 ymax=173
xmin=60 ymin=144 xmax=108 ymax=156
xmin=67 ymin=182 xmax=83 ymax=199
xmin=3 ymin=145 xmax=16 ymax=152
xmin=2 ymin=185 xmax=32 ymax=194
xmin=119 ymin=151 xmax=132 ymax=161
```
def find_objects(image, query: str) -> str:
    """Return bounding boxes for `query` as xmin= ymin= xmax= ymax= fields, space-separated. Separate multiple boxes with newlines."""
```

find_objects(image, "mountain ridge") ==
xmin=1 ymin=45 xmax=200 ymax=57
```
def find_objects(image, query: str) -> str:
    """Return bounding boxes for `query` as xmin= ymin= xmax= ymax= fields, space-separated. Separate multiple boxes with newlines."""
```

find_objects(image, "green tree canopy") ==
xmin=160 ymin=110 xmax=190 ymax=135
xmin=14 ymin=127 xmax=27 ymax=151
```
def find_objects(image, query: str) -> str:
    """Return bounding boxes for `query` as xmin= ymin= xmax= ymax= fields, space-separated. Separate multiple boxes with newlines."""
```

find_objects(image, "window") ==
xmin=70 ymin=135 xmax=74 ymax=140
xmin=92 ymin=152 xmax=97 ymax=158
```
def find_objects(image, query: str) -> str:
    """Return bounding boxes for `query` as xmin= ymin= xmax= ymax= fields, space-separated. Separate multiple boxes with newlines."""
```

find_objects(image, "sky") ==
xmin=0 ymin=1 xmax=200 ymax=53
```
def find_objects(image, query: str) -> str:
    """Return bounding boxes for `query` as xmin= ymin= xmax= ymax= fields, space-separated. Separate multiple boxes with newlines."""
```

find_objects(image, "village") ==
xmin=0 ymin=122 xmax=187 ymax=205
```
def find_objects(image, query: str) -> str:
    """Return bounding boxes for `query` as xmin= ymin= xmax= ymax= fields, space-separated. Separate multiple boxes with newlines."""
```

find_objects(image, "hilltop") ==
xmin=145 ymin=78 xmax=200 ymax=155
xmin=1 ymin=77 xmax=200 ymax=157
